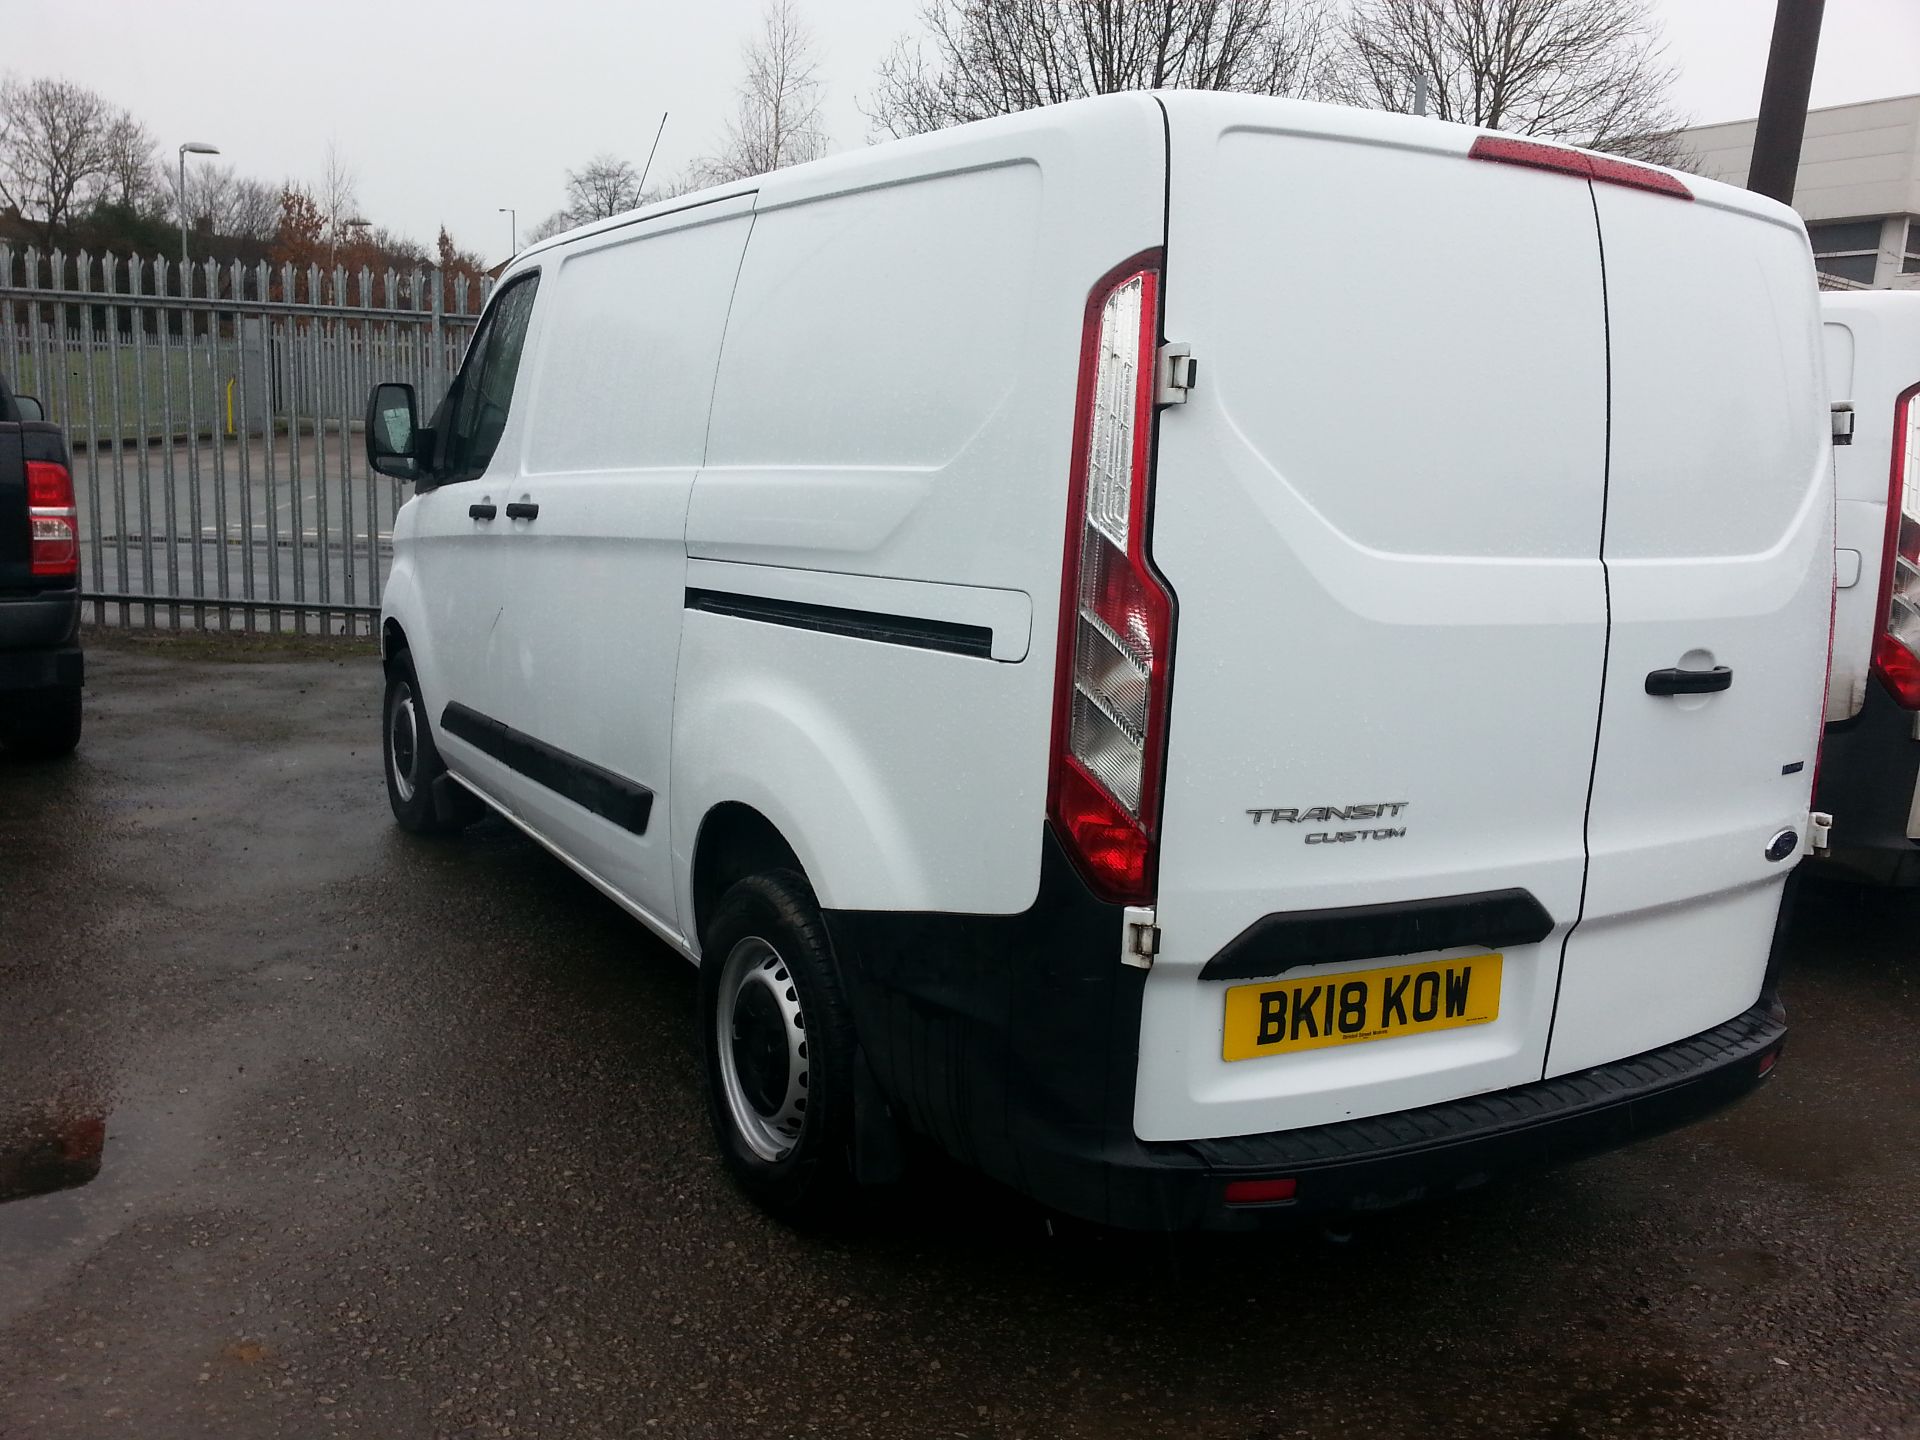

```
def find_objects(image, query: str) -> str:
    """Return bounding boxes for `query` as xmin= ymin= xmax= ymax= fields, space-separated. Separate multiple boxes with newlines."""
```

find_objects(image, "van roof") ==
xmin=510 ymin=89 xmax=1803 ymax=279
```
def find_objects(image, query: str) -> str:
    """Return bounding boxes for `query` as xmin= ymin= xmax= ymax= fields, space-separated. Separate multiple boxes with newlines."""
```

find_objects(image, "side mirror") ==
xmin=13 ymin=395 xmax=44 ymax=422
xmin=366 ymin=382 xmax=422 ymax=480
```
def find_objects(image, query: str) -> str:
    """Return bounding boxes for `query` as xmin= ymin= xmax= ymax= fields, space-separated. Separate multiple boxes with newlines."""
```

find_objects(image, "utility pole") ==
xmin=1747 ymin=0 xmax=1826 ymax=205
xmin=498 ymin=207 xmax=516 ymax=256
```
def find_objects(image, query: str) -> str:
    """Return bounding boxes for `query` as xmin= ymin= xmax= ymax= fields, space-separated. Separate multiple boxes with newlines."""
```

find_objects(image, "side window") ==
xmin=441 ymin=274 xmax=540 ymax=482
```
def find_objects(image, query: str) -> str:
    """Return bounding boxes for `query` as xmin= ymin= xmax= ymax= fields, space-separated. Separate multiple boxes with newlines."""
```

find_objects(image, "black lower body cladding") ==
xmin=824 ymin=831 xmax=1787 ymax=1232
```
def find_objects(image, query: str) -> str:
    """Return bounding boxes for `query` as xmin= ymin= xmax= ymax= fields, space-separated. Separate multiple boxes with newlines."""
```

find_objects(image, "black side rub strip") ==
xmin=1199 ymin=888 xmax=1556 ymax=982
xmin=686 ymin=588 xmax=993 ymax=660
xmin=440 ymin=702 xmax=653 ymax=835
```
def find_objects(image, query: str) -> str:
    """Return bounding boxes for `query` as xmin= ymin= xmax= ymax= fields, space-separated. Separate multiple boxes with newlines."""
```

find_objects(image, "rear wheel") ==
xmin=3 ymin=686 xmax=82 ymax=759
xmin=700 ymin=869 xmax=858 ymax=1222
xmin=382 ymin=656 xmax=465 ymax=835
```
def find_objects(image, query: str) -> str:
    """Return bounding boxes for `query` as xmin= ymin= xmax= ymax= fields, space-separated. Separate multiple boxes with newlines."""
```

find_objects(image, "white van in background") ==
xmin=365 ymin=94 xmax=1832 ymax=1231
xmin=1814 ymin=291 xmax=1920 ymax=884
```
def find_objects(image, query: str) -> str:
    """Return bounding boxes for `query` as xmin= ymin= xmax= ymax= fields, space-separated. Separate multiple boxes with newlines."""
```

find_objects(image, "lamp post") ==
xmin=177 ymin=141 xmax=220 ymax=288
xmin=499 ymin=206 xmax=516 ymax=257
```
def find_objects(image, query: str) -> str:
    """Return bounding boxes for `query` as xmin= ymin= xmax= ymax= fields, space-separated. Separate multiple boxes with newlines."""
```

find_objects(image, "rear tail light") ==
xmin=1468 ymin=134 xmax=1694 ymax=200
xmin=26 ymin=460 xmax=78 ymax=580
xmin=1048 ymin=253 xmax=1174 ymax=904
xmin=1870 ymin=382 xmax=1920 ymax=708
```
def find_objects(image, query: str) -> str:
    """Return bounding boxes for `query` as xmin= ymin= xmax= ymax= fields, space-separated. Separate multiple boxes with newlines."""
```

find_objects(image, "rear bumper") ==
xmin=1815 ymin=679 xmax=1920 ymax=884
xmin=0 ymin=589 xmax=82 ymax=692
xmin=1118 ymin=1000 xmax=1783 ymax=1229
xmin=826 ymin=832 xmax=1786 ymax=1231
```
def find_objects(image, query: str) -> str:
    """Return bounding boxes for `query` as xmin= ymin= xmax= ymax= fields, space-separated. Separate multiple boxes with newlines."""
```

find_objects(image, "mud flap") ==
xmin=430 ymin=773 xmax=484 ymax=827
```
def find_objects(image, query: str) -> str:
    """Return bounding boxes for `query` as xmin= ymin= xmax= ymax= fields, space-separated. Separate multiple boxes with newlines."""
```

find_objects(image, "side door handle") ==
xmin=504 ymin=501 xmax=539 ymax=520
xmin=1645 ymin=666 xmax=1732 ymax=696
xmin=468 ymin=502 xmax=497 ymax=521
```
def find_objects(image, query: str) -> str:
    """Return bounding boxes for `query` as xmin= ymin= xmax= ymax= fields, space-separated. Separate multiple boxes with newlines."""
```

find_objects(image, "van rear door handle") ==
xmin=504 ymin=501 xmax=539 ymax=520
xmin=1645 ymin=666 xmax=1732 ymax=696
xmin=468 ymin=503 xmax=497 ymax=520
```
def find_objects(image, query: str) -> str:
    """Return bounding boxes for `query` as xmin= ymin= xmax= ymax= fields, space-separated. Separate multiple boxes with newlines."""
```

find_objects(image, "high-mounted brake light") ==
xmin=1871 ymin=381 xmax=1920 ymax=708
xmin=1468 ymin=134 xmax=1694 ymax=200
xmin=25 ymin=460 xmax=78 ymax=580
xmin=1048 ymin=252 xmax=1175 ymax=905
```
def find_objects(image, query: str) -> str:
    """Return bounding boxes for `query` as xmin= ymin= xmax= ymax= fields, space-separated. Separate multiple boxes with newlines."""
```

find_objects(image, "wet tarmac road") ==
xmin=1 ymin=634 xmax=1916 ymax=1439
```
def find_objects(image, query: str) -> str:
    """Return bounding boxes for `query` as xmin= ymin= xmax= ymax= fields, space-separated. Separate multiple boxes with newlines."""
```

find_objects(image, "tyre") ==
xmin=382 ymin=655 xmax=466 ymax=835
xmin=4 ymin=686 xmax=82 ymax=759
xmin=700 ymin=869 xmax=859 ymax=1222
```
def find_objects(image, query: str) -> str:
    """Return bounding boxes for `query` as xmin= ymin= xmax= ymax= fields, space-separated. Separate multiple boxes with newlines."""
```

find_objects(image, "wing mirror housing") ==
xmin=366 ymin=382 xmax=433 ymax=482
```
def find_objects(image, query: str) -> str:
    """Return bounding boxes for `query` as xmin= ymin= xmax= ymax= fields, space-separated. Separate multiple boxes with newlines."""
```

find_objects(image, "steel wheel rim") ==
xmin=389 ymin=684 xmax=420 ymax=804
xmin=716 ymin=935 xmax=809 ymax=1163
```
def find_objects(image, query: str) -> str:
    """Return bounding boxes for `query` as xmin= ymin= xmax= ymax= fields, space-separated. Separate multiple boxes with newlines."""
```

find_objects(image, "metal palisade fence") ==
xmin=0 ymin=246 xmax=488 ymax=634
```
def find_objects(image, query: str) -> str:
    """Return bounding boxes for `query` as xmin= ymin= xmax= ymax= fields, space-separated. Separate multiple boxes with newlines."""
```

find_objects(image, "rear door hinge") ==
xmin=1157 ymin=344 xmax=1196 ymax=406
xmin=1831 ymin=403 xmax=1854 ymax=446
xmin=1123 ymin=905 xmax=1160 ymax=969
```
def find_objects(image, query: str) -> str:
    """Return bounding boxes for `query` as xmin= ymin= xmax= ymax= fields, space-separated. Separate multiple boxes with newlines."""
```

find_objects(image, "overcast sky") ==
xmin=16 ymin=0 xmax=1920 ymax=265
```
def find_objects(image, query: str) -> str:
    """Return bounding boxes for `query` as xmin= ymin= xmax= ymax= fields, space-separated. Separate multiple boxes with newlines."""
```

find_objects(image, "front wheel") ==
xmin=700 ymin=869 xmax=858 ymax=1222
xmin=382 ymin=658 xmax=465 ymax=835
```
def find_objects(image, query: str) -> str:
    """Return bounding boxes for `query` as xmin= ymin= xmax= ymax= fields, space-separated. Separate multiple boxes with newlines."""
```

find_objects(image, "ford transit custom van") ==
xmin=365 ymin=93 xmax=1833 ymax=1230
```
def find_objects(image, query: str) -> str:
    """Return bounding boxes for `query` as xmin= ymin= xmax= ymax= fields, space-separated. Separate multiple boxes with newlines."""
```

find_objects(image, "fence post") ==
xmin=428 ymin=264 xmax=444 ymax=405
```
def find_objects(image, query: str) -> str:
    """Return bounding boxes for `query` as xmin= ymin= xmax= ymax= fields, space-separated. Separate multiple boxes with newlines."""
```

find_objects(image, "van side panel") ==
xmin=1141 ymin=98 xmax=1609 ymax=1142
xmin=495 ymin=200 xmax=756 ymax=930
xmin=674 ymin=98 xmax=1168 ymax=922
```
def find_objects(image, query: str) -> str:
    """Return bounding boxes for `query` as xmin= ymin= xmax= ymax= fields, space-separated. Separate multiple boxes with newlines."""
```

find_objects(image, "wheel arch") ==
xmin=689 ymin=802 xmax=805 ymax=950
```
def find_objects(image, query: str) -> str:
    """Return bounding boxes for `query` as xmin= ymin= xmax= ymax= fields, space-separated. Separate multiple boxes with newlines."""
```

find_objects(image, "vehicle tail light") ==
xmin=1048 ymin=253 xmax=1174 ymax=905
xmin=1468 ymin=134 xmax=1694 ymax=200
xmin=26 ymin=460 xmax=78 ymax=580
xmin=1870 ymin=382 xmax=1920 ymax=707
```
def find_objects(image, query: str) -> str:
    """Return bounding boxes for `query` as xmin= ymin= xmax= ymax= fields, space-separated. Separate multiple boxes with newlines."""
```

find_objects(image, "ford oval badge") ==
xmin=1765 ymin=829 xmax=1799 ymax=863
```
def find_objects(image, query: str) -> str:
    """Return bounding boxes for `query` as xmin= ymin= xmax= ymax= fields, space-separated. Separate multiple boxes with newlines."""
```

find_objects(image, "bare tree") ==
xmin=700 ymin=0 xmax=826 ymax=182
xmin=525 ymin=208 xmax=577 ymax=245
xmin=318 ymin=140 xmax=361 ymax=244
xmin=865 ymin=0 xmax=1333 ymax=139
xmin=1334 ymin=0 xmax=1690 ymax=165
xmin=0 ymin=76 xmax=117 ymax=242
xmin=563 ymin=154 xmax=644 ymax=220
xmin=100 ymin=109 xmax=159 ymax=211
xmin=177 ymin=164 xmax=280 ymax=241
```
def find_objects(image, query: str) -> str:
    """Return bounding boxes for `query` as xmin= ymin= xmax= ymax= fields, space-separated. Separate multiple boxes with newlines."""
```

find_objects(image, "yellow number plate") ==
xmin=1222 ymin=954 xmax=1503 ymax=1062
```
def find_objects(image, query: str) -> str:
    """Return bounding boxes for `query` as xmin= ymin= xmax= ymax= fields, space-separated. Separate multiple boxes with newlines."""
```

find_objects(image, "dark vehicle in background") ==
xmin=0 ymin=373 xmax=82 ymax=758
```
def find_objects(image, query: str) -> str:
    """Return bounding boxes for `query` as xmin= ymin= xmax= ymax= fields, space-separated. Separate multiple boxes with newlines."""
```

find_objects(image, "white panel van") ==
xmin=365 ymin=94 xmax=1832 ymax=1231
xmin=1812 ymin=291 xmax=1920 ymax=884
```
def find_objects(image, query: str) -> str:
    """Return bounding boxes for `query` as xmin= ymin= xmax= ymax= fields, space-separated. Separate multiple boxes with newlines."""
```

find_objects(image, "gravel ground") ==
xmin=0 ymin=633 xmax=1915 ymax=1439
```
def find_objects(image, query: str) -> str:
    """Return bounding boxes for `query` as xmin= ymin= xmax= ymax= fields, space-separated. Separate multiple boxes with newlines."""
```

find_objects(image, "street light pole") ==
xmin=499 ymin=207 xmax=516 ymax=257
xmin=176 ymin=141 xmax=220 ymax=290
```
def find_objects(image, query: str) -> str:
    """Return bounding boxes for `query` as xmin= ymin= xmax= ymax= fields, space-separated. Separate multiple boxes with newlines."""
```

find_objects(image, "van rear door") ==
xmin=1139 ymin=98 xmax=1610 ymax=1143
xmin=1544 ymin=182 xmax=1830 ymax=1076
